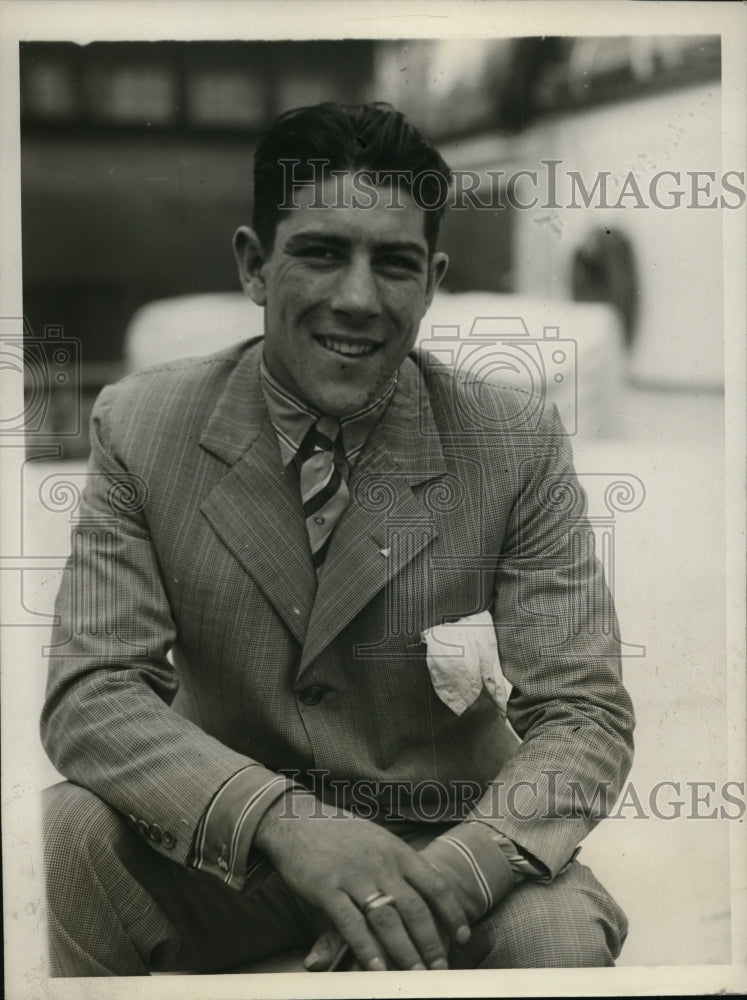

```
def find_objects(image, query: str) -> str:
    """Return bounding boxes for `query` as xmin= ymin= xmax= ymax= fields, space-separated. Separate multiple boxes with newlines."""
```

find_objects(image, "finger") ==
xmin=405 ymin=857 xmax=471 ymax=947
xmin=363 ymin=893 xmax=426 ymax=970
xmin=324 ymin=892 xmax=388 ymax=972
xmin=303 ymin=927 xmax=342 ymax=971
xmin=327 ymin=931 xmax=353 ymax=972
xmin=387 ymin=883 xmax=450 ymax=970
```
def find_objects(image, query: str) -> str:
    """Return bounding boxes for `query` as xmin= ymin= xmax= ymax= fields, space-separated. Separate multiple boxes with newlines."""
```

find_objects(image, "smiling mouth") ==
xmin=316 ymin=335 xmax=381 ymax=358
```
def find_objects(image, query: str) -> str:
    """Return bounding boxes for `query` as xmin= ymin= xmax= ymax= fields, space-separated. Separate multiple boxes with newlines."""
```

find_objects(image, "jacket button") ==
xmin=299 ymin=685 xmax=325 ymax=706
xmin=126 ymin=814 xmax=137 ymax=831
xmin=137 ymin=819 xmax=150 ymax=838
xmin=162 ymin=830 xmax=176 ymax=850
xmin=150 ymin=824 xmax=162 ymax=844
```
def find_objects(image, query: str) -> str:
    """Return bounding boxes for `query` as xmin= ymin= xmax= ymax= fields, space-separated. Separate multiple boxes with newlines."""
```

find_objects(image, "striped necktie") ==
xmin=297 ymin=415 xmax=350 ymax=575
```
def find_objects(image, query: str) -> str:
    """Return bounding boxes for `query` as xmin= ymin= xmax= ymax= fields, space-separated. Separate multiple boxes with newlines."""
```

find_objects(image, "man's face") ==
xmin=234 ymin=173 xmax=448 ymax=416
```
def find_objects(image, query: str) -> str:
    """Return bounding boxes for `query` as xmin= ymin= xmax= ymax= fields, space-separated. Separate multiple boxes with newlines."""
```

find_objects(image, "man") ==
xmin=41 ymin=102 xmax=634 ymax=976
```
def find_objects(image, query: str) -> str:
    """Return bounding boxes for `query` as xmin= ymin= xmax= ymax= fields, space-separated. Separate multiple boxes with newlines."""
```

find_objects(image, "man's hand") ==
xmin=254 ymin=791 xmax=470 ymax=971
xmin=304 ymin=917 xmax=451 ymax=972
xmin=302 ymin=824 xmax=520 ymax=971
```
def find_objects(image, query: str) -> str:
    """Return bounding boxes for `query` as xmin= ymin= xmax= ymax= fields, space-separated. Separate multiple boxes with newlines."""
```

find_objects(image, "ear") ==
xmin=424 ymin=251 xmax=449 ymax=312
xmin=233 ymin=226 xmax=268 ymax=306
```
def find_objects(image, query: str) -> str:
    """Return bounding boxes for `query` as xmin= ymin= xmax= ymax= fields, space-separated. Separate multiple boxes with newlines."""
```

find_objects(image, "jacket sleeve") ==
xmin=40 ymin=384 xmax=291 ymax=867
xmin=467 ymin=402 xmax=635 ymax=876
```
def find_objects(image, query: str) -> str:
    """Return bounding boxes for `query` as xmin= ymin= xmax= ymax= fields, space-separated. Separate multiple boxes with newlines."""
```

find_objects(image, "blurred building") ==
xmin=21 ymin=37 xmax=722 ymax=455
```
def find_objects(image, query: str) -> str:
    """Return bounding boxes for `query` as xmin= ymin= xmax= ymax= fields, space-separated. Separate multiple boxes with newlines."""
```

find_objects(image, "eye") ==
xmin=296 ymin=245 xmax=340 ymax=263
xmin=377 ymin=255 xmax=420 ymax=274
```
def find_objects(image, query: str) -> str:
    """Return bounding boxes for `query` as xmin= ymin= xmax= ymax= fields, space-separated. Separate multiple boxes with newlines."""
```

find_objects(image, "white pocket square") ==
xmin=421 ymin=610 xmax=508 ymax=717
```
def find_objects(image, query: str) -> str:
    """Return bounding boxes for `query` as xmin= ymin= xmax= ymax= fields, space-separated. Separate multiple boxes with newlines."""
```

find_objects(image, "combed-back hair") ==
xmin=252 ymin=102 xmax=452 ymax=254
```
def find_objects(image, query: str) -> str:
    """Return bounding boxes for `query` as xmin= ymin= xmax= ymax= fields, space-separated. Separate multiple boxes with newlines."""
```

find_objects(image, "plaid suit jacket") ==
xmin=41 ymin=338 xmax=634 ymax=877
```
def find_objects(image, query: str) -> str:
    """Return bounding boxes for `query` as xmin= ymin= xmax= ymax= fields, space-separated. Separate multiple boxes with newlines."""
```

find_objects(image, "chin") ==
xmin=311 ymin=384 xmax=377 ymax=418
xmin=317 ymin=397 xmax=367 ymax=418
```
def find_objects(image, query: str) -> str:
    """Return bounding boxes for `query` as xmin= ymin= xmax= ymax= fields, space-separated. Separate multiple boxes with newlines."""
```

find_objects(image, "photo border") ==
xmin=2 ymin=2 xmax=745 ymax=997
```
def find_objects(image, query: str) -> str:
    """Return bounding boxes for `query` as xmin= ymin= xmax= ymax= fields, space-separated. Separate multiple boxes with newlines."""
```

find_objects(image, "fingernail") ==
xmin=368 ymin=957 xmax=386 ymax=971
xmin=456 ymin=924 xmax=471 ymax=944
xmin=303 ymin=952 xmax=319 ymax=970
xmin=430 ymin=958 xmax=448 ymax=970
xmin=410 ymin=963 xmax=426 ymax=970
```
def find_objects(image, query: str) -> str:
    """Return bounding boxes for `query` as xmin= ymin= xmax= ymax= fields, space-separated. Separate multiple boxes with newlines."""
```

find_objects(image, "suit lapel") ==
xmin=199 ymin=342 xmax=316 ymax=645
xmin=299 ymin=357 xmax=447 ymax=673
xmin=197 ymin=344 xmax=448 ymax=663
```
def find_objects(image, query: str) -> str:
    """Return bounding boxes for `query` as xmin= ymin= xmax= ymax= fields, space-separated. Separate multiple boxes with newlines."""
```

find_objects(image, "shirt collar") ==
xmin=259 ymin=356 xmax=397 ymax=469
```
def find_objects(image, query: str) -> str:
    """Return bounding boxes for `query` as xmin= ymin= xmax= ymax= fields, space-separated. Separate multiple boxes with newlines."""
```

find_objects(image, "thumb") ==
xmin=303 ymin=927 xmax=345 ymax=971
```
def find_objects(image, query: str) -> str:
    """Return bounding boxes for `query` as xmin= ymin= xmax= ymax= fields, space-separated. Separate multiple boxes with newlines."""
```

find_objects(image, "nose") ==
xmin=329 ymin=255 xmax=381 ymax=324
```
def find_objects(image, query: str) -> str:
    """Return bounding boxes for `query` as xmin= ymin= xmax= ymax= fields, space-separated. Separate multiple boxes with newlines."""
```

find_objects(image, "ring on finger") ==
xmin=362 ymin=892 xmax=396 ymax=917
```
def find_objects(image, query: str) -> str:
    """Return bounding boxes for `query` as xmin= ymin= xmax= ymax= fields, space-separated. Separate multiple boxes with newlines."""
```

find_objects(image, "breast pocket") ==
xmin=421 ymin=609 xmax=508 ymax=717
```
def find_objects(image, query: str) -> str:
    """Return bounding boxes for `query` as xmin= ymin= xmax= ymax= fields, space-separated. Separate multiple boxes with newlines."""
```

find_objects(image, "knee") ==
xmin=466 ymin=864 xmax=628 ymax=968
xmin=43 ymin=782 xmax=132 ymax=896
xmin=42 ymin=782 xmax=164 ymax=976
xmin=494 ymin=906 xmax=620 ymax=968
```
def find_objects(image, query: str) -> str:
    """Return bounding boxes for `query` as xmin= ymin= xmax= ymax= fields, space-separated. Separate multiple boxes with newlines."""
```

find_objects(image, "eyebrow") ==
xmin=377 ymin=241 xmax=428 ymax=259
xmin=284 ymin=231 xmax=427 ymax=259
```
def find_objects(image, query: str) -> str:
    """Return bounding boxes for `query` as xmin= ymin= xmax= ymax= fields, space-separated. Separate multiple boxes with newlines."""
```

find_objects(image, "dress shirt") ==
xmin=257 ymin=358 xmax=398 ymax=471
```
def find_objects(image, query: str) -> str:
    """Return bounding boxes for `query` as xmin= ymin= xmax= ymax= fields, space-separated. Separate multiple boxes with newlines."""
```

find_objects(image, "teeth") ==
xmin=318 ymin=336 xmax=377 ymax=357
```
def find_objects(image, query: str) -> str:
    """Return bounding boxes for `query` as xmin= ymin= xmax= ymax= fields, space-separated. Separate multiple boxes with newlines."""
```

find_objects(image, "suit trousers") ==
xmin=43 ymin=781 xmax=628 ymax=977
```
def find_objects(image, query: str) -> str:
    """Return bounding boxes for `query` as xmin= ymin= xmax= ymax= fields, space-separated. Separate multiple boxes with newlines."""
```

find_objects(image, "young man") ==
xmin=41 ymin=102 xmax=633 ymax=975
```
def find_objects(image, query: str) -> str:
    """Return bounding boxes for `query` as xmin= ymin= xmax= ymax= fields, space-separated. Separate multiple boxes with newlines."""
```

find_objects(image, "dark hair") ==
xmin=252 ymin=102 xmax=452 ymax=254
